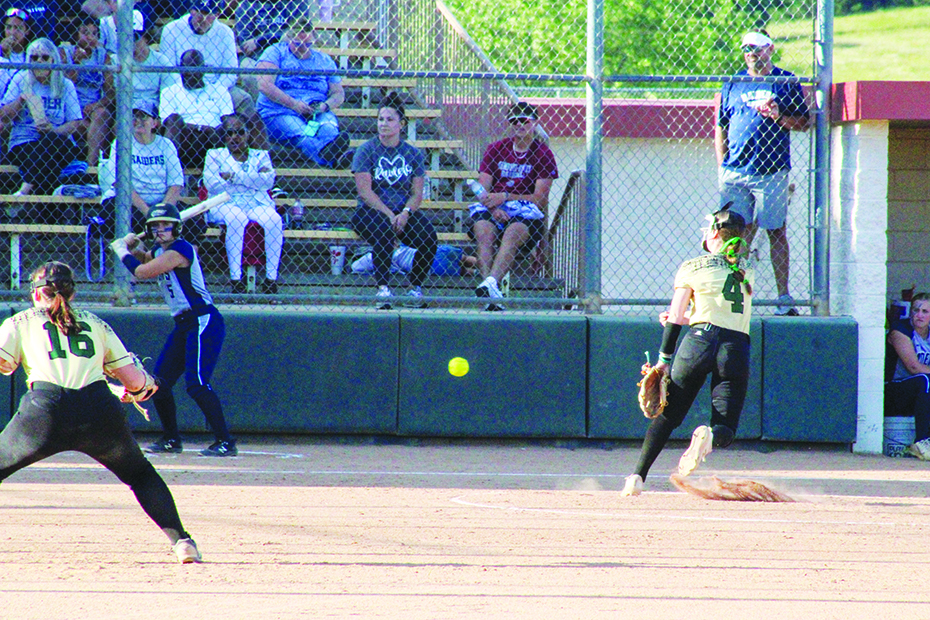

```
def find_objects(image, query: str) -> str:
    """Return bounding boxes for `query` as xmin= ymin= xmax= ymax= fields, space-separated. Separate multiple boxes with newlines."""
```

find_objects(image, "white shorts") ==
xmin=718 ymin=168 xmax=789 ymax=230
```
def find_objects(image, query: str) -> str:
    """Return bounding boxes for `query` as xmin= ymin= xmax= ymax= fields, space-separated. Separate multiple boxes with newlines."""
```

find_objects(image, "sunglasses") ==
xmin=224 ymin=128 xmax=247 ymax=137
xmin=741 ymin=44 xmax=769 ymax=54
xmin=509 ymin=117 xmax=533 ymax=125
xmin=29 ymin=54 xmax=51 ymax=62
xmin=5 ymin=7 xmax=29 ymax=20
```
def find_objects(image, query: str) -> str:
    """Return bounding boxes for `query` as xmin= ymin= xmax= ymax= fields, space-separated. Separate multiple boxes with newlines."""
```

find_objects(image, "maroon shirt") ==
xmin=478 ymin=137 xmax=559 ymax=196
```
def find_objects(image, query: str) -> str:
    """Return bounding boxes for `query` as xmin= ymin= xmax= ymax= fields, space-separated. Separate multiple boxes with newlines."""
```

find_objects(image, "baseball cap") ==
xmin=507 ymin=101 xmax=538 ymax=122
xmin=709 ymin=202 xmax=746 ymax=232
xmin=189 ymin=0 xmax=223 ymax=13
xmin=740 ymin=32 xmax=773 ymax=48
xmin=132 ymin=99 xmax=158 ymax=118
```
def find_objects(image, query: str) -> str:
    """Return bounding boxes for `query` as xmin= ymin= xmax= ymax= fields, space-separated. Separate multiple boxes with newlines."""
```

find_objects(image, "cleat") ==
xmin=200 ymin=440 xmax=237 ymax=457
xmin=678 ymin=425 xmax=713 ymax=476
xmin=173 ymin=538 xmax=202 ymax=564
xmin=620 ymin=474 xmax=643 ymax=497
xmin=145 ymin=437 xmax=182 ymax=454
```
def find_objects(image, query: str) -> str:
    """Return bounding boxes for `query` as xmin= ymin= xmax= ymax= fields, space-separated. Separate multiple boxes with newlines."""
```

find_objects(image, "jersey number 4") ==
xmin=43 ymin=321 xmax=96 ymax=360
xmin=722 ymin=273 xmax=745 ymax=313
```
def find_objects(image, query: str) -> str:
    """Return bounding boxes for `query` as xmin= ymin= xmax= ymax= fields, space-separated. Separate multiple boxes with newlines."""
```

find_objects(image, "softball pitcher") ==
xmin=621 ymin=204 xmax=754 ymax=496
xmin=110 ymin=204 xmax=236 ymax=457
xmin=0 ymin=261 xmax=201 ymax=563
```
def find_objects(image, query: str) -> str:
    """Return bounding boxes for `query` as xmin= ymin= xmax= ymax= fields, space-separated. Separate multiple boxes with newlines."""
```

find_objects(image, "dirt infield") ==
xmin=2 ymin=436 xmax=930 ymax=620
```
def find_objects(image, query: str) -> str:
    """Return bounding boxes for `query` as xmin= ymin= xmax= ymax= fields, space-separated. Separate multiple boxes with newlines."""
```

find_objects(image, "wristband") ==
xmin=659 ymin=321 xmax=683 ymax=357
xmin=402 ymin=207 xmax=411 ymax=213
xmin=658 ymin=352 xmax=673 ymax=365
xmin=120 ymin=253 xmax=142 ymax=276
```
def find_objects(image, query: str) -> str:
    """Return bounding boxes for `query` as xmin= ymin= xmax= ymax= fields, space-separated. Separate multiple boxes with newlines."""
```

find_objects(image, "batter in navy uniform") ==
xmin=621 ymin=204 xmax=754 ymax=496
xmin=0 ymin=261 xmax=201 ymax=563
xmin=110 ymin=204 xmax=236 ymax=457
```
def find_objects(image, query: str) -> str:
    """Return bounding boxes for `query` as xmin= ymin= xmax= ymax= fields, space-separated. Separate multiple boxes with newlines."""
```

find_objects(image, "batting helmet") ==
xmin=146 ymin=203 xmax=183 ymax=236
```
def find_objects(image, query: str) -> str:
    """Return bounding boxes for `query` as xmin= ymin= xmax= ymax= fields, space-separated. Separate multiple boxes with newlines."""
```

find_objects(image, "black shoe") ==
xmin=230 ymin=279 xmax=246 ymax=294
xmin=200 ymin=440 xmax=237 ymax=457
xmin=145 ymin=437 xmax=183 ymax=454
xmin=261 ymin=279 xmax=278 ymax=294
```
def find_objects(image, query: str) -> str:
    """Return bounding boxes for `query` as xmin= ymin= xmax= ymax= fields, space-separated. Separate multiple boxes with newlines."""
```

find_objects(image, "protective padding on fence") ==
xmin=586 ymin=317 xmax=764 ymax=440
xmin=0 ymin=309 xmax=857 ymax=442
xmin=761 ymin=317 xmax=859 ymax=442
xmin=92 ymin=308 xmax=401 ymax=435
xmin=397 ymin=314 xmax=588 ymax=438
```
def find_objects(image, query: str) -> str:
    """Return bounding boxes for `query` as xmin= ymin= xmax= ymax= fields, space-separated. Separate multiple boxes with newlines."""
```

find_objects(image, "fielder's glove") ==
xmin=637 ymin=363 xmax=669 ymax=419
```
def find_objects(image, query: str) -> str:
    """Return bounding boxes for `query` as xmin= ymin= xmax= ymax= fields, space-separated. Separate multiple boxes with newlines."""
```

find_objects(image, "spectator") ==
xmin=256 ymin=16 xmax=350 ymax=168
xmin=159 ymin=0 xmax=270 ymax=149
xmin=469 ymin=101 xmax=558 ymax=312
xmin=620 ymin=206 xmax=753 ymax=496
xmin=84 ymin=0 xmax=150 ymax=56
xmin=886 ymin=293 xmax=930 ymax=460
xmin=203 ymin=112 xmax=282 ymax=294
xmin=715 ymin=31 xmax=809 ymax=316
xmin=98 ymin=100 xmax=183 ymax=234
xmin=351 ymin=93 xmax=436 ymax=309
xmin=58 ymin=15 xmax=112 ymax=165
xmin=160 ymin=47 xmax=232 ymax=169
xmin=129 ymin=17 xmax=176 ymax=110
xmin=110 ymin=204 xmax=237 ymax=457
xmin=234 ymin=0 xmax=307 ymax=99
xmin=0 ymin=37 xmax=81 ymax=197
xmin=0 ymin=7 xmax=34 ymax=96
xmin=7 ymin=0 xmax=54 ymax=40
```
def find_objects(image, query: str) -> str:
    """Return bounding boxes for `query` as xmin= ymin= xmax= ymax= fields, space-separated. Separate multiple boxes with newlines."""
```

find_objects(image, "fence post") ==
xmin=812 ymin=0 xmax=834 ymax=316
xmin=583 ymin=0 xmax=604 ymax=314
xmin=112 ymin=0 xmax=135 ymax=306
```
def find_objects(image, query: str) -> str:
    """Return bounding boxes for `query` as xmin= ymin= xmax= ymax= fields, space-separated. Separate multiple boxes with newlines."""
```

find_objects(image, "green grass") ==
xmin=775 ymin=6 xmax=930 ymax=82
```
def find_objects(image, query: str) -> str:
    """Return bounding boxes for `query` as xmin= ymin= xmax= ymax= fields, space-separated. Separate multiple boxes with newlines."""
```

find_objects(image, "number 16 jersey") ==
xmin=674 ymin=253 xmax=754 ymax=335
xmin=0 ymin=308 xmax=135 ymax=388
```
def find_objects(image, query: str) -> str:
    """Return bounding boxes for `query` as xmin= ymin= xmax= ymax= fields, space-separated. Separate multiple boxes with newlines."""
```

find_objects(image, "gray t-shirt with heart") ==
xmin=351 ymin=137 xmax=425 ymax=212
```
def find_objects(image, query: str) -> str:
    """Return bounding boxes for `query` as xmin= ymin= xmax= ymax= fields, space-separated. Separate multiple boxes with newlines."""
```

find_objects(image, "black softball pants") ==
xmin=634 ymin=323 xmax=751 ymax=480
xmin=0 ymin=381 xmax=189 ymax=542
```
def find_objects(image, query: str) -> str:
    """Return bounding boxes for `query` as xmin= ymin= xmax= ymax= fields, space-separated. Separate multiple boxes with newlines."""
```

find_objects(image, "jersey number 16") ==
xmin=43 ymin=321 xmax=96 ymax=360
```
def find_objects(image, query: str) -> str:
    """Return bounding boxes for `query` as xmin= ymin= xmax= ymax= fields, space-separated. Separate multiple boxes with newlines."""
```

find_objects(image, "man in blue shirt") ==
xmin=715 ymin=30 xmax=809 ymax=316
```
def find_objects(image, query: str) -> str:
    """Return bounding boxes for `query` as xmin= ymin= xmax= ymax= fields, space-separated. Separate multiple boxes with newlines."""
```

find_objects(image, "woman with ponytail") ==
xmin=621 ymin=203 xmax=754 ymax=496
xmin=0 ymin=261 xmax=202 ymax=564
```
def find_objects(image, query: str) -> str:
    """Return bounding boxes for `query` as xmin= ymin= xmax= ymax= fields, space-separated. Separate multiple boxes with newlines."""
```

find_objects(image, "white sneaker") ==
xmin=906 ymin=438 xmax=930 ymax=461
xmin=678 ymin=425 xmax=714 ymax=476
xmin=774 ymin=294 xmax=799 ymax=316
xmin=375 ymin=285 xmax=392 ymax=310
xmin=620 ymin=474 xmax=643 ymax=497
xmin=403 ymin=286 xmax=427 ymax=308
xmin=173 ymin=538 xmax=202 ymax=564
xmin=475 ymin=277 xmax=505 ymax=311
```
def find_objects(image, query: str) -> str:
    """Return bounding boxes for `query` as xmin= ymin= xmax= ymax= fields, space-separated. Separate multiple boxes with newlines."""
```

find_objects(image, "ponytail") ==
xmin=31 ymin=261 xmax=80 ymax=336
xmin=719 ymin=236 xmax=752 ymax=295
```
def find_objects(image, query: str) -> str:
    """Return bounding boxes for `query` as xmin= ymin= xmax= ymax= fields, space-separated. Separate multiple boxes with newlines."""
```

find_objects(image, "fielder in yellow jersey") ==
xmin=622 ymin=204 xmax=753 ymax=497
xmin=0 ymin=261 xmax=202 ymax=564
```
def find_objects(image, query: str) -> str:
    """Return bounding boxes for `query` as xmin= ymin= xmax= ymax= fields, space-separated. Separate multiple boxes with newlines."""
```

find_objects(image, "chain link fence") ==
xmin=0 ymin=0 xmax=827 ymax=316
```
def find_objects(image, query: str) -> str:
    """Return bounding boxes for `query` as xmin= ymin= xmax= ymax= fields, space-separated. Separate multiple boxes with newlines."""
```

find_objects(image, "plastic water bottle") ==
xmin=290 ymin=199 xmax=304 ymax=230
xmin=422 ymin=174 xmax=431 ymax=201
xmin=466 ymin=179 xmax=486 ymax=199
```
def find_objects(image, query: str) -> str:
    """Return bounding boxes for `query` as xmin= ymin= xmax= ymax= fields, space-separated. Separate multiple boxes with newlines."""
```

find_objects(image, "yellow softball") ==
xmin=448 ymin=357 xmax=469 ymax=377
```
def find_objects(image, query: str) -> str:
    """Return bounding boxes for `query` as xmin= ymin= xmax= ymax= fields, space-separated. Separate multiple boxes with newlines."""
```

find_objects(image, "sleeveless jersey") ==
xmin=0 ymin=307 xmax=133 ymax=388
xmin=153 ymin=239 xmax=213 ymax=316
xmin=674 ymin=253 xmax=754 ymax=334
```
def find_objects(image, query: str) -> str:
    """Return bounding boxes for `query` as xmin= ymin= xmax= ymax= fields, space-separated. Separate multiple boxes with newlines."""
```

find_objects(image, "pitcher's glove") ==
xmin=105 ymin=353 xmax=159 ymax=420
xmin=637 ymin=363 xmax=669 ymax=419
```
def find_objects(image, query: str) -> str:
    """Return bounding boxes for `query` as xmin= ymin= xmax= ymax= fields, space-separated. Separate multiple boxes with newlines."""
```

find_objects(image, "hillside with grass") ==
xmin=777 ymin=5 xmax=930 ymax=82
